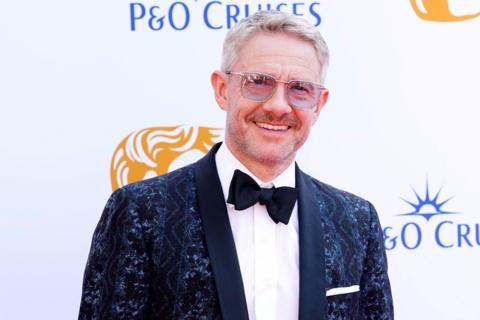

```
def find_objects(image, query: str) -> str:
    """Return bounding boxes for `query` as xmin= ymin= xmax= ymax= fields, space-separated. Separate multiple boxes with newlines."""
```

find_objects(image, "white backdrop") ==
xmin=1 ymin=0 xmax=479 ymax=319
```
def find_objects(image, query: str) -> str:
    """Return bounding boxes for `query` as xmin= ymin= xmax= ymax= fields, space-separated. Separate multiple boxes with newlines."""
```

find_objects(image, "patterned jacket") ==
xmin=79 ymin=143 xmax=393 ymax=319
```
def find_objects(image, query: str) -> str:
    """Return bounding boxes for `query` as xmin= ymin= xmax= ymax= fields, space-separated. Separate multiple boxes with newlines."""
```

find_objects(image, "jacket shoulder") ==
xmin=305 ymin=174 xmax=373 ymax=215
xmin=102 ymin=163 xmax=198 ymax=231
xmin=116 ymin=163 xmax=197 ymax=200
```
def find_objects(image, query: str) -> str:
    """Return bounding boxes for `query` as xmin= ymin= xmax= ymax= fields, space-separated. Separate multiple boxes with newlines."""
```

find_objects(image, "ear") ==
xmin=311 ymin=89 xmax=329 ymax=125
xmin=211 ymin=71 xmax=229 ymax=111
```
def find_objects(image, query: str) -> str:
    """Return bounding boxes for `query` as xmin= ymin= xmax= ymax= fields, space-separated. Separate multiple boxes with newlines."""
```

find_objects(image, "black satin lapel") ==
xmin=296 ymin=164 xmax=326 ymax=320
xmin=195 ymin=143 xmax=249 ymax=320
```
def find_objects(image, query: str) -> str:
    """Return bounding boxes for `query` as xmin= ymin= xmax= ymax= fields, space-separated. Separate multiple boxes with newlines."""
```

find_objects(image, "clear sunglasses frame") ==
xmin=226 ymin=71 xmax=326 ymax=110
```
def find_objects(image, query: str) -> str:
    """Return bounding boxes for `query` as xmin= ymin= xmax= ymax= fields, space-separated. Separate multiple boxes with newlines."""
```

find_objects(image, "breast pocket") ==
xmin=326 ymin=287 xmax=360 ymax=320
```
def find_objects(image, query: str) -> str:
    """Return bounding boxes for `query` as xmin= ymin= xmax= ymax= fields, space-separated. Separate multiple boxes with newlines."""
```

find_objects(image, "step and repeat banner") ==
xmin=1 ymin=1 xmax=479 ymax=319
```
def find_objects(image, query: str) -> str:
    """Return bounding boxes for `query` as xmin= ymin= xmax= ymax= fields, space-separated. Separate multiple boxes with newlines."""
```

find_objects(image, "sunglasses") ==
xmin=226 ymin=71 xmax=326 ymax=110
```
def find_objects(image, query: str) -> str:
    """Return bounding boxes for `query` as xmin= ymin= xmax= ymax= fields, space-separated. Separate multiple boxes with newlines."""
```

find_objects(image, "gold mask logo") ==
xmin=409 ymin=0 xmax=479 ymax=22
xmin=111 ymin=125 xmax=222 ymax=190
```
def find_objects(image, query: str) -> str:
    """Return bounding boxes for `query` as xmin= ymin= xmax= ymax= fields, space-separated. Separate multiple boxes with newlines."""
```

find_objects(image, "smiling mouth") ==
xmin=255 ymin=121 xmax=290 ymax=131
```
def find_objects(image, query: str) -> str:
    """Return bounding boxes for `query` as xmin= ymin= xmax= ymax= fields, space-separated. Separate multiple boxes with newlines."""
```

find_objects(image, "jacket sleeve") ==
xmin=78 ymin=188 xmax=152 ymax=320
xmin=358 ymin=203 xmax=394 ymax=319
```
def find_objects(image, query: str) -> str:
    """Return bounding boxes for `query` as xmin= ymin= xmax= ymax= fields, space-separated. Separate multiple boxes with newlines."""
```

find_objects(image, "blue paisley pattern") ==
xmin=312 ymin=179 xmax=393 ymax=319
xmin=79 ymin=163 xmax=393 ymax=319
xmin=79 ymin=165 xmax=221 ymax=319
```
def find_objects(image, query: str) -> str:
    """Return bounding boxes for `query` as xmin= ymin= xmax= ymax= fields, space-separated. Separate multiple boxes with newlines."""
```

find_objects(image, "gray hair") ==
xmin=221 ymin=11 xmax=330 ymax=82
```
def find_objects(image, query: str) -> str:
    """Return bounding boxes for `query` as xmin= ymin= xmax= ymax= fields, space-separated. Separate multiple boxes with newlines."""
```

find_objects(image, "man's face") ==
xmin=212 ymin=32 xmax=329 ymax=169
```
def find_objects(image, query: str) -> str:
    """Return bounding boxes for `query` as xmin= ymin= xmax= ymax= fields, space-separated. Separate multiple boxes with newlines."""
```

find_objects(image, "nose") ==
xmin=261 ymin=84 xmax=293 ymax=116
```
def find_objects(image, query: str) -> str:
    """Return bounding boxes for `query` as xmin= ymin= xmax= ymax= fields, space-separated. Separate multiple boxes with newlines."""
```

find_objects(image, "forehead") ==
xmin=233 ymin=32 xmax=321 ymax=81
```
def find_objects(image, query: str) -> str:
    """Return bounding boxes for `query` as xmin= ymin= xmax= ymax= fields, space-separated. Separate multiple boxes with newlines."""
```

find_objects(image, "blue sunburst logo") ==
xmin=398 ymin=180 xmax=459 ymax=221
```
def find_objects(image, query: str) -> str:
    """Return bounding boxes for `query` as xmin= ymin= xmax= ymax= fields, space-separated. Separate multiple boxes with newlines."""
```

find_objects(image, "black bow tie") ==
xmin=227 ymin=169 xmax=297 ymax=224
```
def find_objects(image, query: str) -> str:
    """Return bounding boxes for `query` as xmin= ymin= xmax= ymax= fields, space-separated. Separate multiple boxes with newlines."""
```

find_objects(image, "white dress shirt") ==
xmin=215 ymin=143 xmax=299 ymax=320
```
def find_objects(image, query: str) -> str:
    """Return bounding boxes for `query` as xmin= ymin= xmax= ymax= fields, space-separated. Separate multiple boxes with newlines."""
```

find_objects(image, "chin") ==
xmin=249 ymin=147 xmax=296 ymax=165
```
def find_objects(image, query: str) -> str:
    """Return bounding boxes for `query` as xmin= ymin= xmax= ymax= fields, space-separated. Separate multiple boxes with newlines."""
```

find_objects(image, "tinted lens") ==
xmin=242 ymin=73 xmax=276 ymax=101
xmin=287 ymin=81 xmax=321 ymax=109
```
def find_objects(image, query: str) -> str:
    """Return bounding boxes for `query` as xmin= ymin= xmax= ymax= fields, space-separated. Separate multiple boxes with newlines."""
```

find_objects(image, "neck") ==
xmin=224 ymin=140 xmax=294 ymax=183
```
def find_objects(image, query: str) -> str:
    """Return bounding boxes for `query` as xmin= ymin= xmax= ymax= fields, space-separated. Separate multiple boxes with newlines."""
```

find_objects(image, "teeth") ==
xmin=256 ymin=122 xmax=288 ymax=131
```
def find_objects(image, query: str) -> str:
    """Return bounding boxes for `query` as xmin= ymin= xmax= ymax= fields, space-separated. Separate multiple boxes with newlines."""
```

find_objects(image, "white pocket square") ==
xmin=326 ymin=285 xmax=360 ymax=297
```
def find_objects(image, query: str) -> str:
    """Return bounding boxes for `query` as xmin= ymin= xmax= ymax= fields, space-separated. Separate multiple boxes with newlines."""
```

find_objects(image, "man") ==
xmin=79 ymin=10 xmax=393 ymax=320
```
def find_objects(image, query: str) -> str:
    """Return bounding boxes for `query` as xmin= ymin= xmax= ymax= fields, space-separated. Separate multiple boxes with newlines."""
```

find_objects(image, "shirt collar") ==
xmin=215 ymin=142 xmax=296 ymax=203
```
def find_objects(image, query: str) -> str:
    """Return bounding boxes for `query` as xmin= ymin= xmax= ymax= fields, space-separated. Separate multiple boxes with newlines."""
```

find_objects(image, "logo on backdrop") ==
xmin=397 ymin=182 xmax=458 ymax=221
xmin=409 ymin=0 xmax=480 ymax=22
xmin=110 ymin=125 xmax=222 ymax=190
xmin=129 ymin=1 xmax=323 ymax=31
xmin=383 ymin=179 xmax=479 ymax=250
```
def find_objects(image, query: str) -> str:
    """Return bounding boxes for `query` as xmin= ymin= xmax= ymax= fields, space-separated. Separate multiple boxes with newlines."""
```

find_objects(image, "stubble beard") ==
xmin=225 ymin=110 xmax=307 ymax=168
